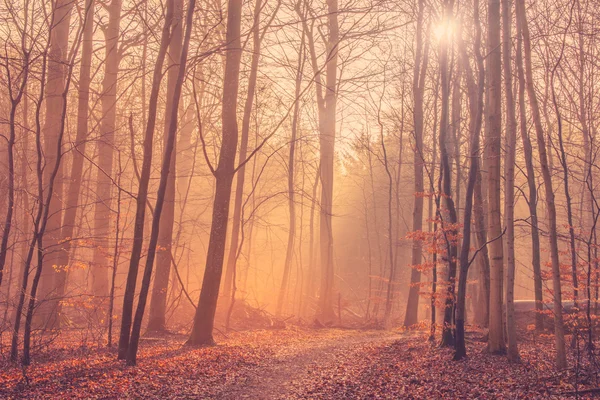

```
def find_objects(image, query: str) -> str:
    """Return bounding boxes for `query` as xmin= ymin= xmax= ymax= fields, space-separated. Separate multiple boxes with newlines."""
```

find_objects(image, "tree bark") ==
xmin=118 ymin=2 xmax=174 ymax=359
xmin=52 ymin=0 xmax=94 ymax=308
xmin=516 ymin=0 xmax=567 ymax=368
xmin=515 ymin=4 xmax=543 ymax=331
xmin=223 ymin=0 xmax=264 ymax=309
xmin=277 ymin=20 xmax=304 ymax=316
xmin=454 ymin=0 xmax=484 ymax=360
xmin=187 ymin=0 xmax=243 ymax=346
xmin=502 ymin=0 xmax=519 ymax=362
xmin=36 ymin=0 xmax=73 ymax=329
xmin=126 ymin=0 xmax=197 ymax=365
xmin=147 ymin=0 xmax=183 ymax=333
xmin=21 ymin=2 xmax=86 ymax=363
xmin=316 ymin=0 xmax=339 ymax=323
xmin=91 ymin=0 xmax=122 ymax=304
xmin=486 ymin=0 xmax=505 ymax=355
xmin=404 ymin=0 xmax=427 ymax=328
xmin=438 ymin=0 xmax=458 ymax=348
xmin=550 ymin=6 xmax=578 ymax=325
xmin=0 ymin=23 xmax=31 ymax=288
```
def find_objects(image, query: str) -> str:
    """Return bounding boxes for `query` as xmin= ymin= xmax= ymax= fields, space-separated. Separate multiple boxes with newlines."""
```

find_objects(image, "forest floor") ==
xmin=0 ymin=326 xmax=597 ymax=399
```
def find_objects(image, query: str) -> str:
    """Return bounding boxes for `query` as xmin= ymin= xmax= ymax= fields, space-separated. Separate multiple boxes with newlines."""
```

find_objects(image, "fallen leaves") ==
xmin=1 ymin=327 xmax=597 ymax=399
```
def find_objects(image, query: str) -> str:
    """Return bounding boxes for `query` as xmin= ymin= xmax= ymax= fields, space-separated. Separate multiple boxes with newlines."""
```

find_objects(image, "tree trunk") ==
xmin=52 ymin=0 xmax=94 ymax=307
xmin=187 ymin=0 xmax=243 ymax=346
xmin=428 ymin=75 xmax=439 ymax=341
xmin=381 ymin=112 xmax=396 ymax=326
xmin=502 ymin=0 xmax=519 ymax=362
xmin=117 ymin=3 xmax=174 ymax=359
xmin=454 ymin=0 xmax=484 ymax=360
xmin=550 ymin=8 xmax=578 ymax=324
xmin=302 ymin=0 xmax=338 ymax=323
xmin=302 ymin=162 xmax=320 ymax=318
xmin=21 ymin=4 xmax=85 ymax=363
xmin=516 ymin=0 xmax=567 ymax=368
xmin=126 ymin=0 xmax=197 ymax=365
xmin=486 ymin=0 xmax=505 ymax=355
xmin=277 ymin=22 xmax=303 ymax=316
xmin=0 ymin=27 xmax=31 ymax=288
xmin=515 ymin=5 xmax=543 ymax=331
xmin=147 ymin=0 xmax=183 ymax=333
xmin=36 ymin=0 xmax=73 ymax=329
xmin=91 ymin=0 xmax=122 ymax=302
xmin=223 ymin=0 xmax=263 ymax=310
xmin=438 ymin=0 xmax=458 ymax=348
xmin=404 ymin=0 xmax=427 ymax=328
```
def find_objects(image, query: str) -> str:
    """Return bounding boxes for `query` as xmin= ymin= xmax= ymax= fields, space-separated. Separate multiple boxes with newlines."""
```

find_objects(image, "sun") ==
xmin=433 ymin=20 xmax=455 ymax=41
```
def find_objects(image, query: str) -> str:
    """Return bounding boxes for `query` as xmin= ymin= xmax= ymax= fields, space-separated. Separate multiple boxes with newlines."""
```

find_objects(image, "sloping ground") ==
xmin=0 ymin=327 xmax=595 ymax=399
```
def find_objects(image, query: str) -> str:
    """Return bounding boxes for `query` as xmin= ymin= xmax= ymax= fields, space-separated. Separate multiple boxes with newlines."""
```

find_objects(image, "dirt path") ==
xmin=219 ymin=330 xmax=402 ymax=399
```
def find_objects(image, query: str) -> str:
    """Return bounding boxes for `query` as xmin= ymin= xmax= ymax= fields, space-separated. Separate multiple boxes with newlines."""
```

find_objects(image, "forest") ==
xmin=0 ymin=0 xmax=599 ymax=397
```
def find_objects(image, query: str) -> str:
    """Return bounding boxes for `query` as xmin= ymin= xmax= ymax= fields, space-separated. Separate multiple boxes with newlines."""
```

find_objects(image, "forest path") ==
xmin=219 ymin=329 xmax=405 ymax=399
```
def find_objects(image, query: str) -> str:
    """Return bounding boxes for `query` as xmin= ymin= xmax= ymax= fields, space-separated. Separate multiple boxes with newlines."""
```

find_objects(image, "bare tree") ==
xmin=187 ymin=0 xmax=244 ymax=346
xmin=515 ymin=1 xmax=543 ymax=331
xmin=53 ymin=0 xmax=94 ymax=318
xmin=126 ymin=0 xmax=198 ymax=365
xmin=404 ymin=0 xmax=428 ymax=328
xmin=502 ymin=0 xmax=519 ymax=362
xmin=147 ymin=0 xmax=184 ymax=334
xmin=454 ymin=0 xmax=484 ymax=360
xmin=438 ymin=0 xmax=458 ymax=348
xmin=118 ymin=0 xmax=174 ymax=359
xmin=36 ymin=0 xmax=74 ymax=329
xmin=301 ymin=0 xmax=339 ymax=323
xmin=486 ymin=0 xmax=505 ymax=355
xmin=516 ymin=0 xmax=567 ymax=368
xmin=0 ymin=4 xmax=31 ymax=288
xmin=277 ymin=4 xmax=304 ymax=316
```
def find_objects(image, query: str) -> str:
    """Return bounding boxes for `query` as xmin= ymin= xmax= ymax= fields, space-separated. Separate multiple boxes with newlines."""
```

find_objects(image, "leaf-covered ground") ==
xmin=0 ymin=327 xmax=596 ymax=399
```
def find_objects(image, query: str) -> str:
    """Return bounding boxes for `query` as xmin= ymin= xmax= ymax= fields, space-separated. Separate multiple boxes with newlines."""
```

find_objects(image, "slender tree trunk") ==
xmin=317 ymin=0 xmax=339 ymax=323
xmin=302 ymin=162 xmax=320 ymax=318
xmin=12 ymin=79 xmax=31 ymax=332
xmin=107 ymin=162 xmax=123 ymax=348
xmin=10 ymin=29 xmax=50 ymax=363
xmin=91 ymin=0 xmax=122 ymax=302
xmin=473 ymin=159 xmax=490 ymax=327
xmin=502 ymin=0 xmax=519 ymax=362
xmin=187 ymin=0 xmax=243 ymax=346
xmin=366 ymin=139 xmax=384 ymax=319
xmin=428 ymin=76 xmax=439 ymax=340
xmin=126 ymin=0 xmax=197 ymax=365
xmin=36 ymin=0 xmax=73 ymax=329
xmin=381 ymin=115 xmax=396 ymax=326
xmin=515 ymin=6 xmax=543 ymax=331
xmin=0 ymin=34 xmax=31 ymax=288
xmin=577 ymin=1 xmax=592 ymax=271
xmin=52 ymin=0 xmax=94 ymax=305
xmin=21 ymin=4 xmax=86 ymax=363
xmin=517 ymin=0 xmax=567 ymax=368
xmin=454 ymin=0 xmax=484 ymax=360
xmin=118 ymin=3 xmax=173 ymax=359
xmin=147 ymin=0 xmax=183 ymax=333
xmin=451 ymin=60 xmax=462 ymax=227
xmin=438 ymin=0 xmax=458 ymax=348
xmin=486 ymin=0 xmax=505 ymax=355
xmin=277 ymin=25 xmax=304 ymax=316
xmin=550 ymin=7 xmax=578 ymax=323
xmin=362 ymin=180 xmax=374 ymax=320
xmin=404 ymin=0 xmax=427 ymax=327
xmin=223 ymin=0 xmax=264 ymax=309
